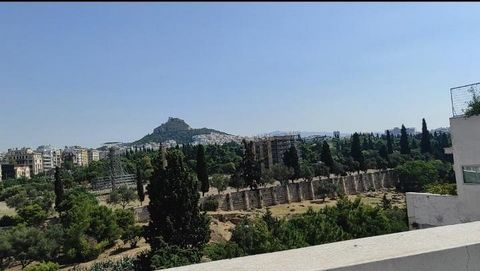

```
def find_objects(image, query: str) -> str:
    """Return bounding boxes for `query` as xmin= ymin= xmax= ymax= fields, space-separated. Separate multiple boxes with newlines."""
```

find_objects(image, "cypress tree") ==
xmin=241 ymin=140 xmax=260 ymax=189
xmin=379 ymin=144 xmax=389 ymax=161
xmin=320 ymin=141 xmax=335 ymax=171
xmin=399 ymin=125 xmax=410 ymax=154
xmin=411 ymin=138 xmax=418 ymax=149
xmin=144 ymin=149 xmax=210 ymax=251
xmin=386 ymin=130 xmax=393 ymax=154
xmin=368 ymin=136 xmax=374 ymax=150
xmin=420 ymin=118 xmax=432 ymax=154
xmin=54 ymin=166 xmax=64 ymax=211
xmin=362 ymin=137 xmax=369 ymax=150
xmin=283 ymin=144 xmax=301 ymax=181
xmin=350 ymin=133 xmax=364 ymax=171
xmin=196 ymin=145 xmax=209 ymax=196
xmin=136 ymin=166 xmax=145 ymax=206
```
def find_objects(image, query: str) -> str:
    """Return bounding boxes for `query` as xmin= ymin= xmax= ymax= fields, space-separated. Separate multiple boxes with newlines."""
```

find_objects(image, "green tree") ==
xmin=6 ymin=225 xmax=59 ymax=269
xmin=399 ymin=125 xmax=410 ymax=155
xmin=465 ymin=93 xmax=480 ymax=117
xmin=420 ymin=118 xmax=432 ymax=154
xmin=145 ymin=149 xmax=210 ymax=252
xmin=320 ymin=141 xmax=335 ymax=172
xmin=210 ymin=174 xmax=228 ymax=194
xmin=107 ymin=185 xmax=137 ymax=209
xmin=0 ymin=228 xmax=12 ymax=267
xmin=271 ymin=164 xmax=293 ymax=185
xmin=314 ymin=163 xmax=330 ymax=178
xmin=230 ymin=218 xmax=275 ymax=255
xmin=300 ymin=163 xmax=314 ymax=182
xmin=283 ymin=144 xmax=301 ymax=181
xmin=122 ymin=225 xmax=142 ymax=248
xmin=396 ymin=160 xmax=440 ymax=192
xmin=316 ymin=181 xmax=338 ymax=202
xmin=17 ymin=204 xmax=48 ymax=227
xmin=350 ymin=133 xmax=364 ymax=171
xmin=386 ymin=130 xmax=393 ymax=154
xmin=240 ymin=140 xmax=261 ymax=189
xmin=54 ymin=166 xmax=64 ymax=212
xmin=379 ymin=144 xmax=389 ymax=161
xmin=60 ymin=188 xmax=118 ymax=262
xmin=229 ymin=170 xmax=245 ymax=192
xmin=136 ymin=166 xmax=145 ymax=206
xmin=196 ymin=145 xmax=209 ymax=196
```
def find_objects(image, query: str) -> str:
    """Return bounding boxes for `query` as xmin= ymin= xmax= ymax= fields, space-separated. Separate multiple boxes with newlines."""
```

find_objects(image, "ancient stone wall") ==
xmin=205 ymin=170 xmax=398 ymax=211
xmin=133 ymin=170 xmax=399 ymax=218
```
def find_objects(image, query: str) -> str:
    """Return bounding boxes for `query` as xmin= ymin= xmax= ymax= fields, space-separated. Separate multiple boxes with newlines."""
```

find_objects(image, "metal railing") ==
xmin=450 ymin=82 xmax=480 ymax=116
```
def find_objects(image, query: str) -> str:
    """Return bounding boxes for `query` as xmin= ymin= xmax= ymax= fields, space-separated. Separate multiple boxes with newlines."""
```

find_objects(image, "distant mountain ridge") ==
xmin=132 ymin=117 xmax=230 ymax=145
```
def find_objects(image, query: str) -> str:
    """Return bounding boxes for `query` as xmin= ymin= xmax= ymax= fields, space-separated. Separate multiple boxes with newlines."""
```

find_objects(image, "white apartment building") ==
xmin=4 ymin=148 xmax=43 ymax=175
xmin=37 ymin=145 xmax=62 ymax=172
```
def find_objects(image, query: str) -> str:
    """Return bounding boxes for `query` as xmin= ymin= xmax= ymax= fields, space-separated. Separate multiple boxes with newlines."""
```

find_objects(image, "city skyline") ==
xmin=1 ymin=3 xmax=478 ymax=150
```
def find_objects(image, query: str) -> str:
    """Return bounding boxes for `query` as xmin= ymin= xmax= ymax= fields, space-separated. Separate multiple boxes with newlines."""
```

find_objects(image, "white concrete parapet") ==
xmin=406 ymin=192 xmax=462 ymax=229
xmin=164 ymin=221 xmax=480 ymax=271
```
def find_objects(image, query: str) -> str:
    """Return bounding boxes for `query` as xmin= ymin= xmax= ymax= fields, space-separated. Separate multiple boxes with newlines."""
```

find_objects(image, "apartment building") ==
xmin=0 ymin=164 xmax=31 ymax=180
xmin=37 ymin=145 xmax=62 ymax=172
xmin=4 ymin=148 xmax=43 ymax=175
xmin=63 ymin=146 xmax=89 ymax=166
xmin=88 ymin=149 xmax=100 ymax=163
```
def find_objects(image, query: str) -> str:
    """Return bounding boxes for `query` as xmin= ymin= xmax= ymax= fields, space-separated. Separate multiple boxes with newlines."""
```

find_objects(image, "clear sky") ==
xmin=1 ymin=3 xmax=480 ymax=151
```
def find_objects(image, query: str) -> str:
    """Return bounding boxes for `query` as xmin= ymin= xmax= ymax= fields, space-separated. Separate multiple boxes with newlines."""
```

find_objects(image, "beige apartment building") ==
xmin=88 ymin=149 xmax=100 ymax=163
xmin=63 ymin=146 xmax=89 ymax=167
xmin=4 ymin=148 xmax=43 ymax=175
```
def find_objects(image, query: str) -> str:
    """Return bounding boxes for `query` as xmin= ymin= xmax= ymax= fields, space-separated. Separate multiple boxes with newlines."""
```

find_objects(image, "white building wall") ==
xmin=407 ymin=114 xmax=480 ymax=228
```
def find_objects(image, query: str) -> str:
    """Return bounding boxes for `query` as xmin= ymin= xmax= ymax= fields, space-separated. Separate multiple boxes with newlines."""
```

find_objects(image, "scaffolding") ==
xmin=91 ymin=147 xmax=135 ymax=193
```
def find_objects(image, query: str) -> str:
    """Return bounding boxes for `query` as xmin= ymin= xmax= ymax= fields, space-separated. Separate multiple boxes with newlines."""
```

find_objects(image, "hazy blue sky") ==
xmin=1 ymin=3 xmax=480 ymax=150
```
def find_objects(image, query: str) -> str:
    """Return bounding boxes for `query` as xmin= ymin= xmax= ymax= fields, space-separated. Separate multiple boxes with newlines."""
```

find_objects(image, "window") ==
xmin=463 ymin=165 xmax=480 ymax=184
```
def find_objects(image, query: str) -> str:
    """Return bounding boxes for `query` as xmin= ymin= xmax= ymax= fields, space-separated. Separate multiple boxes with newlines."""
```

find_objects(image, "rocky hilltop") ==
xmin=153 ymin=117 xmax=191 ymax=133
xmin=132 ymin=117 xmax=238 ymax=145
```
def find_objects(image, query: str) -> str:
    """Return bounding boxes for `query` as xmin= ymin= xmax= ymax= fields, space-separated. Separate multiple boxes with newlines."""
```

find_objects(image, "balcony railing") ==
xmin=450 ymin=82 xmax=480 ymax=116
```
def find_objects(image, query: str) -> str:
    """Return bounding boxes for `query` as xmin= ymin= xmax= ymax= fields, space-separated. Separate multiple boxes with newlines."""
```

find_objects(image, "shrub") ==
xmin=24 ymin=261 xmax=60 ymax=271
xmin=201 ymin=197 xmax=219 ymax=211
xmin=146 ymin=246 xmax=201 ymax=270
xmin=0 ymin=215 xmax=21 ymax=227
xmin=227 ymin=197 xmax=408 ymax=259
xmin=202 ymin=242 xmax=245 ymax=261
xmin=425 ymin=183 xmax=457 ymax=195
